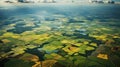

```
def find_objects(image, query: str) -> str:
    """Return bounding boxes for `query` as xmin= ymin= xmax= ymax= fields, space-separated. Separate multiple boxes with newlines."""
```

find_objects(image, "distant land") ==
xmin=0 ymin=0 xmax=120 ymax=4
xmin=0 ymin=0 xmax=120 ymax=7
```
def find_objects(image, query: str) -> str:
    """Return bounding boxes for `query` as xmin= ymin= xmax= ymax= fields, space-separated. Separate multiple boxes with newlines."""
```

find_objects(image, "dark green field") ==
xmin=0 ymin=3 xmax=120 ymax=67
